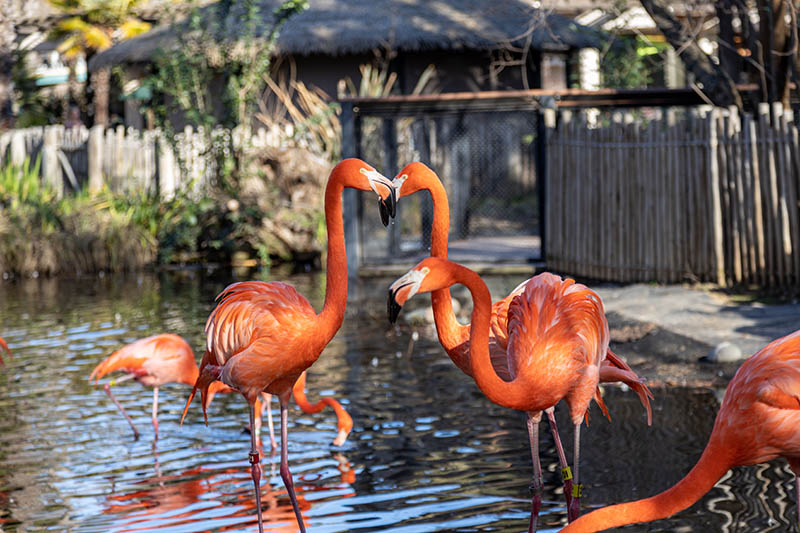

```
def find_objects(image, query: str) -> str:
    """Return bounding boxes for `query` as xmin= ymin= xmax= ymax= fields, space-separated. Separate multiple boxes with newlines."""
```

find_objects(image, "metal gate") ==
xmin=340 ymin=94 xmax=546 ymax=272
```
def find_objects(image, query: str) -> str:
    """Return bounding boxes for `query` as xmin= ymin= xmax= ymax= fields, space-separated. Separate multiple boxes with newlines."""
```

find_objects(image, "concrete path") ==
xmin=594 ymin=283 xmax=800 ymax=357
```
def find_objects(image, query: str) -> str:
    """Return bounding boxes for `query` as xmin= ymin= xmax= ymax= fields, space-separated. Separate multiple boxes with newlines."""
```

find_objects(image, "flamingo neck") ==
xmin=562 ymin=438 xmax=733 ymax=532
xmin=318 ymin=174 xmax=348 ymax=342
xmin=452 ymin=263 xmax=528 ymax=408
xmin=425 ymin=178 xmax=470 ymax=359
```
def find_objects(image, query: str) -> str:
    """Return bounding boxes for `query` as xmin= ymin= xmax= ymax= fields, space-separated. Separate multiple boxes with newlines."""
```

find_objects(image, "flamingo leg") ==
xmin=567 ymin=423 xmax=582 ymax=522
xmin=103 ymin=383 xmax=140 ymax=440
xmin=279 ymin=393 xmax=306 ymax=532
xmin=248 ymin=402 xmax=265 ymax=533
xmin=545 ymin=408 xmax=574 ymax=511
xmin=151 ymin=386 xmax=159 ymax=441
xmin=526 ymin=412 xmax=543 ymax=533
xmin=265 ymin=393 xmax=278 ymax=450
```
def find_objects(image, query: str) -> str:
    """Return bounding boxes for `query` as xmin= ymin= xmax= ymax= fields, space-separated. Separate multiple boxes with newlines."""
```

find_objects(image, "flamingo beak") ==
xmin=387 ymin=268 xmax=426 ymax=324
xmin=378 ymin=186 xmax=397 ymax=227
xmin=362 ymin=168 xmax=396 ymax=227
xmin=387 ymin=284 xmax=408 ymax=324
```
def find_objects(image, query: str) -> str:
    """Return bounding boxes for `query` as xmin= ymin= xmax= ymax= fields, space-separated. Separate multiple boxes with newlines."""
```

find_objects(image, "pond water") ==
xmin=0 ymin=270 xmax=796 ymax=532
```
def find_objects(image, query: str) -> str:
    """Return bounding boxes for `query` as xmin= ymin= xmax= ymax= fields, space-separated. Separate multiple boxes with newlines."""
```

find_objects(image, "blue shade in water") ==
xmin=0 ymin=271 xmax=796 ymax=532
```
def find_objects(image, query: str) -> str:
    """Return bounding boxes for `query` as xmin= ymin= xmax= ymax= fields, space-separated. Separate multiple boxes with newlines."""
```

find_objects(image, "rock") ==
xmin=700 ymin=341 xmax=744 ymax=363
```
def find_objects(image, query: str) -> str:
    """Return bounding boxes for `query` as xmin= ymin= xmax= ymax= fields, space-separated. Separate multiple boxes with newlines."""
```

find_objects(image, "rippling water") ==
xmin=0 ymin=270 xmax=796 ymax=532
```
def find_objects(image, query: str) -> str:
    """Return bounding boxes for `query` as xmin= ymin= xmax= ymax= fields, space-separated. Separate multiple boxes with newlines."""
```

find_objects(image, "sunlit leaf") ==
xmin=118 ymin=18 xmax=151 ymax=40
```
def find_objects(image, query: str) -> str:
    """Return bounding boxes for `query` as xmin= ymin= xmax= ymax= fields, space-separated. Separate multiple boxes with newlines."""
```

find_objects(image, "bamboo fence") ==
xmin=546 ymin=103 xmax=800 ymax=287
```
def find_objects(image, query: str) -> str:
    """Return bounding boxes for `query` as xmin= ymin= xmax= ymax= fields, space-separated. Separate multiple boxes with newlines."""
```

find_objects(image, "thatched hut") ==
xmin=88 ymin=0 xmax=606 ymax=128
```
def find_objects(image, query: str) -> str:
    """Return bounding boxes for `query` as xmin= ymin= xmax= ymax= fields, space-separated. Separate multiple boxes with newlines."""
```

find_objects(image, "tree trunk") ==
xmin=92 ymin=66 xmax=111 ymax=127
xmin=640 ymin=0 xmax=742 ymax=108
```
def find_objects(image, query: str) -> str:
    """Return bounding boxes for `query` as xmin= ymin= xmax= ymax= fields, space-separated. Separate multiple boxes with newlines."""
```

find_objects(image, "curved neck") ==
xmin=563 ymin=438 xmax=732 ymax=532
xmin=454 ymin=264 xmax=528 ymax=408
xmin=426 ymin=179 xmax=470 ymax=355
xmin=318 ymin=176 xmax=348 ymax=341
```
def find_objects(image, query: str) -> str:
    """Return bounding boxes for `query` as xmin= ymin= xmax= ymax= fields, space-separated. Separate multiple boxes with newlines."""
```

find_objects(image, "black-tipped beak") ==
xmin=378 ymin=187 xmax=397 ymax=227
xmin=387 ymin=287 xmax=404 ymax=324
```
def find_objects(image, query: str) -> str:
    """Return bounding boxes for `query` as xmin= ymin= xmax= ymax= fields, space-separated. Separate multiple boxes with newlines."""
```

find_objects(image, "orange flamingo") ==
xmin=91 ymin=334 xmax=354 ymax=446
xmin=389 ymin=257 xmax=649 ymax=531
xmin=561 ymin=330 xmax=800 ymax=532
xmin=90 ymin=333 xmax=232 ymax=441
xmin=392 ymin=162 xmax=652 ymax=521
xmin=0 ymin=336 xmax=10 ymax=365
xmin=181 ymin=158 xmax=395 ymax=533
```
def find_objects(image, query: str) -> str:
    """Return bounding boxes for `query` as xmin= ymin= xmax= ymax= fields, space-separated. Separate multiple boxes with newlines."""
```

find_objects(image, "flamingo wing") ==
xmin=204 ymin=281 xmax=318 ymax=396
xmin=505 ymin=274 xmax=609 ymax=415
xmin=490 ymin=277 xmax=531 ymax=350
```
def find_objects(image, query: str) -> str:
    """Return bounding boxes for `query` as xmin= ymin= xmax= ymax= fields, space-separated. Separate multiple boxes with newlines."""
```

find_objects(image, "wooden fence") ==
xmin=0 ymin=124 xmax=289 ymax=198
xmin=546 ymin=103 xmax=800 ymax=287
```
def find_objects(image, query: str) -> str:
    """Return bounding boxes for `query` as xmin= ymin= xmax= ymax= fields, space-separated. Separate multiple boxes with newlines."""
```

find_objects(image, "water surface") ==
xmin=0 ymin=271 xmax=795 ymax=532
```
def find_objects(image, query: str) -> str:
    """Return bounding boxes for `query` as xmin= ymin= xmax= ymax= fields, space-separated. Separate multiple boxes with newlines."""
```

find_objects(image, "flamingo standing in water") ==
xmin=389 ymin=257 xmax=646 ymax=532
xmin=90 ymin=334 xmax=236 ymax=440
xmin=181 ymin=158 xmax=396 ymax=533
xmin=561 ymin=330 xmax=800 ymax=532
xmin=0 ymin=336 xmax=10 ymax=364
xmin=392 ymin=162 xmax=652 ymax=523
xmin=90 ymin=334 xmax=353 ymax=446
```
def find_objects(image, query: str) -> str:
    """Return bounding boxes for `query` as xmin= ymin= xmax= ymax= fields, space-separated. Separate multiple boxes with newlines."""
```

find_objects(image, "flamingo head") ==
xmin=360 ymin=166 xmax=397 ymax=227
xmin=392 ymin=161 xmax=440 ymax=199
xmin=387 ymin=257 xmax=453 ymax=323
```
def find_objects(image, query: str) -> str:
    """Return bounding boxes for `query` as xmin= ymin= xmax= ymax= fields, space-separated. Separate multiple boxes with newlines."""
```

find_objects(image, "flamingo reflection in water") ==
xmin=0 ymin=336 xmax=11 ymax=365
xmin=103 ymin=448 xmax=356 ymax=532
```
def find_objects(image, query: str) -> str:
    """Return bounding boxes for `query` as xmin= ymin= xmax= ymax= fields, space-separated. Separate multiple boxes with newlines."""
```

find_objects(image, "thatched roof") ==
xmin=89 ymin=0 xmax=606 ymax=72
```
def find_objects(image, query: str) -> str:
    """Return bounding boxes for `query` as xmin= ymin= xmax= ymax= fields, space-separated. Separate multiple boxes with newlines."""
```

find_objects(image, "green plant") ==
xmin=0 ymin=156 xmax=47 ymax=206
xmin=145 ymin=0 xmax=308 ymax=192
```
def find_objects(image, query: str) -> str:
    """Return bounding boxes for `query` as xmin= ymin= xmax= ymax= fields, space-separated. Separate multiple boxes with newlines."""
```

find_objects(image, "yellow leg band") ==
xmin=109 ymin=379 xmax=116 ymax=387
xmin=561 ymin=467 xmax=572 ymax=482
xmin=572 ymin=484 xmax=583 ymax=498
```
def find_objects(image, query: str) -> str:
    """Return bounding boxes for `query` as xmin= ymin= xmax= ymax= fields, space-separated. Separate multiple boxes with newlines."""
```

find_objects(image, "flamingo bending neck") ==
xmin=445 ymin=260 xmax=546 ymax=410
xmin=562 ymin=437 xmax=733 ymax=531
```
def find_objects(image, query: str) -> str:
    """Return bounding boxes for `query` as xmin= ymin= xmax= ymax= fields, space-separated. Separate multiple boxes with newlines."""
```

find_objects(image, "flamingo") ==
xmin=181 ymin=158 xmax=396 ymax=533
xmin=0 ymin=336 xmax=10 ymax=365
xmin=392 ymin=162 xmax=652 ymax=522
xmin=90 ymin=334 xmax=354 ymax=446
xmin=90 ymin=333 xmax=234 ymax=441
xmin=561 ymin=330 xmax=800 ymax=532
xmin=389 ymin=257 xmax=649 ymax=531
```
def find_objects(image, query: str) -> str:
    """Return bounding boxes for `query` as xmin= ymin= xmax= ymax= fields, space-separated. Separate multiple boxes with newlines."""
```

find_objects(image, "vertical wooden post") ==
xmin=41 ymin=126 xmax=62 ymax=198
xmin=156 ymin=133 xmax=176 ymax=199
xmin=383 ymin=117 xmax=400 ymax=256
xmin=708 ymin=109 xmax=726 ymax=286
xmin=10 ymin=130 xmax=26 ymax=167
xmin=340 ymin=101 xmax=361 ymax=278
xmin=88 ymin=125 xmax=105 ymax=194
